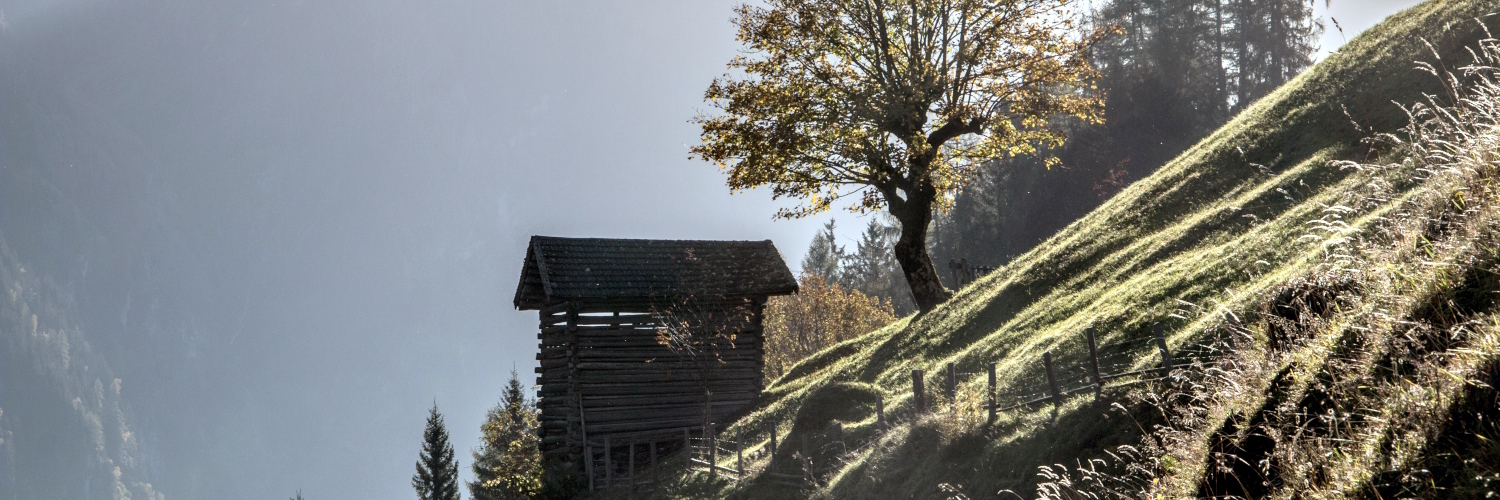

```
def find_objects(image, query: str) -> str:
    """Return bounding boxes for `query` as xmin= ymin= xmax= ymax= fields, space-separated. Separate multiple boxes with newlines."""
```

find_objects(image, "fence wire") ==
xmin=585 ymin=326 xmax=1238 ymax=493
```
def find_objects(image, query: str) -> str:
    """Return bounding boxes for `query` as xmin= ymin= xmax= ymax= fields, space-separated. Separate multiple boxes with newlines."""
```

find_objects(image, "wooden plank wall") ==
xmin=534 ymin=297 xmax=767 ymax=470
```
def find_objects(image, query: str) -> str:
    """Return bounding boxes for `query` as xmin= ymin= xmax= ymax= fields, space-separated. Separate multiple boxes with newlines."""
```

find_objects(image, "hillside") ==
xmin=0 ymin=234 xmax=164 ymax=500
xmin=620 ymin=1 xmax=1500 ymax=498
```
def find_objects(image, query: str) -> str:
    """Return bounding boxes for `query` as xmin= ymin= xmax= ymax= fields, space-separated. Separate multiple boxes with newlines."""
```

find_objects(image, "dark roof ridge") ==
xmin=513 ymin=235 xmax=798 ymax=310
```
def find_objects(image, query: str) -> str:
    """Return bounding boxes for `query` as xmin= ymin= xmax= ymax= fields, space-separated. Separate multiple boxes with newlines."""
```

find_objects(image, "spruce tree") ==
xmin=468 ymin=372 xmax=541 ymax=500
xmin=413 ymin=404 xmax=462 ymax=500
xmin=1227 ymin=0 xmax=1320 ymax=110
xmin=801 ymin=219 xmax=844 ymax=283
xmin=845 ymin=218 xmax=915 ymax=314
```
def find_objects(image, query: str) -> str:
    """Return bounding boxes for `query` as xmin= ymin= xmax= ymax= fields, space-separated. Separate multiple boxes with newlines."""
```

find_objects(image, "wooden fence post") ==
xmin=912 ymin=370 xmax=926 ymax=413
xmin=628 ymin=440 xmax=635 ymax=493
xmin=946 ymin=362 xmax=957 ymax=404
xmin=604 ymin=436 xmax=612 ymax=489
xmin=709 ymin=427 xmax=717 ymax=479
xmin=876 ymin=397 xmax=886 ymax=430
xmin=769 ymin=423 xmax=779 ymax=471
xmin=1086 ymin=327 xmax=1103 ymax=400
xmin=585 ymin=443 xmax=595 ymax=492
xmin=651 ymin=441 xmax=658 ymax=485
xmin=1043 ymin=352 xmax=1061 ymax=404
xmin=1154 ymin=324 xmax=1174 ymax=372
xmin=737 ymin=430 xmax=744 ymax=476
xmin=683 ymin=429 xmax=691 ymax=470
xmin=800 ymin=434 xmax=811 ymax=484
xmin=987 ymin=362 xmax=997 ymax=423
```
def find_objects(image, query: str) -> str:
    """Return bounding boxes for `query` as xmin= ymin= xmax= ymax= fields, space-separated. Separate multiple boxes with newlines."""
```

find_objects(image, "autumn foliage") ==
xmin=693 ymin=0 xmax=1108 ymax=311
xmin=763 ymin=273 xmax=898 ymax=382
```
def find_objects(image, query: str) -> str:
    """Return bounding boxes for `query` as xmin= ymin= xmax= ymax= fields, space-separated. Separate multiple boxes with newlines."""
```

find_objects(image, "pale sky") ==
xmin=1316 ymin=0 xmax=1428 ymax=60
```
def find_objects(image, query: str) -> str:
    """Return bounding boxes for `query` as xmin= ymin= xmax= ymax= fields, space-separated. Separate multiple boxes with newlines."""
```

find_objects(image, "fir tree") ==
xmin=1227 ymin=0 xmax=1320 ymax=110
xmin=413 ymin=403 xmax=462 ymax=500
xmin=801 ymin=219 xmax=845 ymax=283
xmin=845 ymin=218 xmax=915 ymax=315
xmin=468 ymin=371 xmax=541 ymax=500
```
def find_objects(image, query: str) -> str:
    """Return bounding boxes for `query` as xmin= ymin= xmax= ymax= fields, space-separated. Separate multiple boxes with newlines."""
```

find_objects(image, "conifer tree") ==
xmin=468 ymin=372 xmax=541 ymax=500
xmin=845 ymin=218 xmax=915 ymax=314
xmin=801 ymin=220 xmax=845 ymax=283
xmin=413 ymin=404 xmax=461 ymax=500
xmin=1227 ymin=0 xmax=1320 ymax=110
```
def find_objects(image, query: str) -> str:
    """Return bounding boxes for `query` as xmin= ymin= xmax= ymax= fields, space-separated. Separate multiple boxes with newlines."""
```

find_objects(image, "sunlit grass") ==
xmin=592 ymin=2 xmax=1500 ymax=498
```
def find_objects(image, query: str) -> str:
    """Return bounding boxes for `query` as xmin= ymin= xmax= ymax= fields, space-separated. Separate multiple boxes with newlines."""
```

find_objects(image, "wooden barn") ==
xmin=513 ymin=236 xmax=797 ymax=473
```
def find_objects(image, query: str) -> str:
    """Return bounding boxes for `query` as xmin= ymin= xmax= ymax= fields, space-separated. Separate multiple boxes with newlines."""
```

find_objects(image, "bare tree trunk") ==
xmin=888 ymin=186 xmax=952 ymax=312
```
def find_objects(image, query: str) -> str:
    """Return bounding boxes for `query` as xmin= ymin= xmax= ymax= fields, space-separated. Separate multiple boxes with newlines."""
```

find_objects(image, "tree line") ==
xmin=932 ymin=0 xmax=1322 ymax=273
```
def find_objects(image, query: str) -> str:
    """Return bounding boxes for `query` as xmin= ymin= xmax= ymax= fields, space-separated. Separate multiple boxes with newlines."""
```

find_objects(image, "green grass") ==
xmin=604 ymin=2 xmax=1500 ymax=498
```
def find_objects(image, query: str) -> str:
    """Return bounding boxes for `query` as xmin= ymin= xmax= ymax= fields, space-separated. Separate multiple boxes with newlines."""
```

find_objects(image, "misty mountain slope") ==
xmin=0 ymin=233 xmax=163 ymax=500
xmin=0 ymin=1 xmax=538 ymax=496
xmin=619 ymin=1 xmax=1500 ymax=498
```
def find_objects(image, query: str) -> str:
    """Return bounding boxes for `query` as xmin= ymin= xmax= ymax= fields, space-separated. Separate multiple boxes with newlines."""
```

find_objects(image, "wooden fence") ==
xmin=582 ymin=422 xmax=849 ymax=491
xmin=949 ymin=258 xmax=997 ymax=288
xmin=582 ymin=323 xmax=1233 ymax=492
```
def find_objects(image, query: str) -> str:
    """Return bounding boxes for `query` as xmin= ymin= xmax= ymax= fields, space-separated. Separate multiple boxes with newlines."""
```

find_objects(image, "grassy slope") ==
xmin=630 ymin=2 xmax=1500 ymax=498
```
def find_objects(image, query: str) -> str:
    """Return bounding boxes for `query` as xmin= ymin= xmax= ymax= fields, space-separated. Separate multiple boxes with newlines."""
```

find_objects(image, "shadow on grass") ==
xmin=824 ymin=397 xmax=1145 ymax=500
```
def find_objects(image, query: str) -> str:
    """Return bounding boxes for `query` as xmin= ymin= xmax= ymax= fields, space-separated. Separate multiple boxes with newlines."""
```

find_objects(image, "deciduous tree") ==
xmin=763 ymin=273 xmax=897 ymax=381
xmin=694 ymin=0 xmax=1106 ymax=311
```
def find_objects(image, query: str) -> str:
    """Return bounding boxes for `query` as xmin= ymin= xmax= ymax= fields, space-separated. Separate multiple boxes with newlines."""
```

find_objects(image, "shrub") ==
xmin=763 ymin=273 xmax=897 ymax=383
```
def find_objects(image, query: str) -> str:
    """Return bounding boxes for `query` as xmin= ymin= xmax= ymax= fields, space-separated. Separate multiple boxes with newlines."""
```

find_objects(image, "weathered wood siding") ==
xmin=534 ymin=297 xmax=766 ymax=466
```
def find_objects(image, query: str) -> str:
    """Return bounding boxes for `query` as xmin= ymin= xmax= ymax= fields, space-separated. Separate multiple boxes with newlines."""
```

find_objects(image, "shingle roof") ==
xmin=513 ymin=236 xmax=799 ymax=309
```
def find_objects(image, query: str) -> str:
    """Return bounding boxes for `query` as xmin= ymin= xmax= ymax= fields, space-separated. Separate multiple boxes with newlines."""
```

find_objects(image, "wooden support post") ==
xmin=912 ymin=370 xmax=926 ymax=414
xmin=1154 ymin=324 xmax=1174 ymax=372
xmin=1086 ymin=327 xmax=1103 ymax=400
xmin=604 ymin=436 xmax=612 ymax=489
xmin=737 ymin=430 xmax=744 ymax=475
xmin=650 ymin=441 xmax=658 ymax=485
xmin=628 ymin=440 xmax=635 ymax=492
xmin=945 ymin=362 xmax=957 ymax=404
xmin=1043 ymin=352 xmax=1061 ymax=404
xmin=708 ymin=428 xmax=717 ymax=479
xmin=987 ymin=362 xmax=997 ymax=423
xmin=566 ymin=304 xmax=583 ymax=469
xmin=585 ymin=444 xmax=595 ymax=492
xmin=683 ymin=429 xmax=692 ymax=470
xmin=876 ymin=397 xmax=886 ymax=430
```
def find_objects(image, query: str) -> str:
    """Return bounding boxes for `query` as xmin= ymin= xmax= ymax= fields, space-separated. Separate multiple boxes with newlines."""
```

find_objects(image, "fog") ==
xmin=0 ymin=0 xmax=1421 ymax=498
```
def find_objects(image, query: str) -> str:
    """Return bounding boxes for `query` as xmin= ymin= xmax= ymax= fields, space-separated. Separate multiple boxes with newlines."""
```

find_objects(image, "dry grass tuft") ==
xmin=1035 ymin=30 xmax=1500 ymax=500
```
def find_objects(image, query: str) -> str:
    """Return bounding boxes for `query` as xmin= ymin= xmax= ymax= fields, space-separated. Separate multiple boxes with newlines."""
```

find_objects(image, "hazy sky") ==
xmin=1315 ymin=0 xmax=1428 ymax=60
xmin=0 ymin=0 xmax=1425 ymax=498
